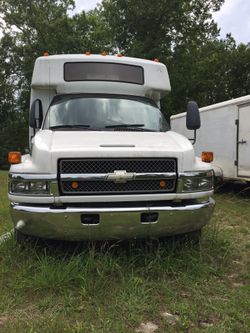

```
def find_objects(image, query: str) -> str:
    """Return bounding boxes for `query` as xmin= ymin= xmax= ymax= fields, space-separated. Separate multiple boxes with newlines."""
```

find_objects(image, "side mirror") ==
xmin=29 ymin=99 xmax=43 ymax=129
xmin=186 ymin=101 xmax=200 ymax=130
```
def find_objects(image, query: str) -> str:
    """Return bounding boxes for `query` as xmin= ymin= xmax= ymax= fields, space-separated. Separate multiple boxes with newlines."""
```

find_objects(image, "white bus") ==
xmin=8 ymin=54 xmax=214 ymax=242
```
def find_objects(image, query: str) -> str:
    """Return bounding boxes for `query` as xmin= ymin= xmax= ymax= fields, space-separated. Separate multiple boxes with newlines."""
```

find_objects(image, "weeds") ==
xmin=0 ymin=171 xmax=249 ymax=332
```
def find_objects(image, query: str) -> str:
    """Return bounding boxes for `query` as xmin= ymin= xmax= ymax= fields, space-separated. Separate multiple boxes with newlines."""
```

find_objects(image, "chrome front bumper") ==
xmin=10 ymin=198 xmax=215 ymax=241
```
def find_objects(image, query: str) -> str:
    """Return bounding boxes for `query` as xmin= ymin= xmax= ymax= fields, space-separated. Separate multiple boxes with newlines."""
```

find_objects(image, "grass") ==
xmin=0 ymin=171 xmax=12 ymax=235
xmin=0 ymin=170 xmax=249 ymax=332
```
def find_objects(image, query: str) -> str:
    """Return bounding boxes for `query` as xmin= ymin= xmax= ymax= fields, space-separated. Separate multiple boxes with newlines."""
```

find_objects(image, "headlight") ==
xmin=180 ymin=171 xmax=213 ymax=192
xmin=10 ymin=180 xmax=50 ymax=195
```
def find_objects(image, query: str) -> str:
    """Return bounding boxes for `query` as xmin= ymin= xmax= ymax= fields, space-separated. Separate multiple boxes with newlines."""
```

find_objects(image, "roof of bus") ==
xmin=31 ymin=54 xmax=171 ymax=102
xmin=35 ymin=54 xmax=163 ymax=65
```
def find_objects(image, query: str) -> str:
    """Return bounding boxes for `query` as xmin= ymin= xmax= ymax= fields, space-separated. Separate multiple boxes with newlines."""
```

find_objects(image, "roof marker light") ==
xmin=101 ymin=51 xmax=107 ymax=56
xmin=117 ymin=53 xmax=123 ymax=57
xmin=43 ymin=51 xmax=49 ymax=56
xmin=154 ymin=58 xmax=160 ymax=62
xmin=85 ymin=51 xmax=91 ymax=55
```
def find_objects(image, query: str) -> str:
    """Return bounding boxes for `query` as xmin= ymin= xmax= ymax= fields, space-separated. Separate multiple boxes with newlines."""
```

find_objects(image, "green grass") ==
xmin=0 ymin=171 xmax=12 ymax=235
xmin=0 ymin=170 xmax=249 ymax=332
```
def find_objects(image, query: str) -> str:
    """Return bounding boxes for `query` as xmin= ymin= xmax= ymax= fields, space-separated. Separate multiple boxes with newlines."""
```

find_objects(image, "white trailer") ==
xmin=171 ymin=95 xmax=250 ymax=182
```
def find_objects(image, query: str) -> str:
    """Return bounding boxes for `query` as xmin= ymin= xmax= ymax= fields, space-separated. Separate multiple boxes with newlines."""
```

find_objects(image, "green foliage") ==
xmin=165 ymin=36 xmax=250 ymax=116
xmin=0 ymin=0 xmax=112 ymax=166
xmin=0 ymin=35 xmax=27 ymax=168
xmin=101 ymin=0 xmax=223 ymax=57
xmin=0 ymin=0 xmax=250 ymax=162
xmin=101 ymin=0 xmax=250 ymax=118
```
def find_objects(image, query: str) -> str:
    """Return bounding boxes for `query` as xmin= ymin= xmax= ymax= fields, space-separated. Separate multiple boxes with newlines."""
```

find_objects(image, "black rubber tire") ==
xmin=15 ymin=229 xmax=30 ymax=245
xmin=182 ymin=229 xmax=202 ymax=245
xmin=158 ymin=229 xmax=202 ymax=246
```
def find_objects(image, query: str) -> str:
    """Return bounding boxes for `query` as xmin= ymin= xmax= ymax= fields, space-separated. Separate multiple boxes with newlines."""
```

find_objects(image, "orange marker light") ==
xmin=159 ymin=180 xmax=167 ymax=188
xmin=101 ymin=51 xmax=107 ymax=56
xmin=8 ymin=152 xmax=21 ymax=164
xmin=85 ymin=51 xmax=91 ymax=55
xmin=202 ymin=152 xmax=214 ymax=163
xmin=43 ymin=51 xmax=49 ymax=56
xmin=117 ymin=53 xmax=123 ymax=57
xmin=71 ymin=181 xmax=79 ymax=189
xmin=154 ymin=58 xmax=160 ymax=62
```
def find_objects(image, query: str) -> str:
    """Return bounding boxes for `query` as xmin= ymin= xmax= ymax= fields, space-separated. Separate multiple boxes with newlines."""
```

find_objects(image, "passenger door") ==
xmin=238 ymin=104 xmax=250 ymax=178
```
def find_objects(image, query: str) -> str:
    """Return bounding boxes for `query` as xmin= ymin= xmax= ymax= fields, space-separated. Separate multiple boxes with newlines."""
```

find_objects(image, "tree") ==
xmin=101 ymin=0 xmax=227 ymax=118
xmin=166 ymin=36 xmax=237 ymax=115
xmin=228 ymin=43 xmax=250 ymax=97
xmin=0 ymin=36 xmax=28 ymax=168
xmin=101 ymin=0 xmax=224 ymax=58
xmin=0 ymin=0 xmax=249 ymax=168
xmin=0 ymin=0 xmax=78 ymax=165
xmin=0 ymin=0 xmax=113 ymax=166
xmin=168 ymin=35 xmax=250 ymax=115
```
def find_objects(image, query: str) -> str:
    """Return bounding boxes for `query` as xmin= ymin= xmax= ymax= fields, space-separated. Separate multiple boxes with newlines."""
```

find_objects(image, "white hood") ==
xmin=15 ymin=130 xmax=197 ymax=173
xmin=46 ymin=130 xmax=190 ymax=150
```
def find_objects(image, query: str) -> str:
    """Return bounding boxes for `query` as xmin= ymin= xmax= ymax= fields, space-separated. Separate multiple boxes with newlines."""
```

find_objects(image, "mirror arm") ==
xmin=188 ymin=129 xmax=196 ymax=145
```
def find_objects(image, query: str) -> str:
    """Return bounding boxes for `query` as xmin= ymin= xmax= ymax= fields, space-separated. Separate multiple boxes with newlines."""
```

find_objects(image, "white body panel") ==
xmin=9 ymin=55 xmax=217 ymax=240
xmin=8 ymin=54 xmax=215 ymax=241
xmin=12 ymin=53 xmax=212 ymax=196
xmin=171 ymin=95 xmax=250 ymax=181
xmin=14 ymin=130 xmax=199 ymax=175
xmin=29 ymin=54 xmax=171 ymax=142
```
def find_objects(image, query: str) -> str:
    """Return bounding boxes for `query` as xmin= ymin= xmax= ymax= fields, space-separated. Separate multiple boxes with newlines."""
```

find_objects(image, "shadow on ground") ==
xmin=216 ymin=181 xmax=250 ymax=197
xmin=16 ymin=231 xmax=203 ymax=258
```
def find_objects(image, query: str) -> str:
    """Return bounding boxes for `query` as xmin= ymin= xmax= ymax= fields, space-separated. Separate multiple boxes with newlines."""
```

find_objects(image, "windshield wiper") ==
xmin=105 ymin=124 xmax=156 ymax=132
xmin=49 ymin=125 xmax=90 ymax=130
xmin=105 ymin=124 xmax=145 ymax=128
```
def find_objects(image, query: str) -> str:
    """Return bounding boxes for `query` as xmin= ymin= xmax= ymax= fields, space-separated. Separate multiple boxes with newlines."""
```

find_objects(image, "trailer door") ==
xmin=238 ymin=104 xmax=250 ymax=178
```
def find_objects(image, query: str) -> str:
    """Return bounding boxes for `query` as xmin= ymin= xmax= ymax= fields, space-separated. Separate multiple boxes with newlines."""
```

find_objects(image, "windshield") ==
xmin=43 ymin=95 xmax=169 ymax=132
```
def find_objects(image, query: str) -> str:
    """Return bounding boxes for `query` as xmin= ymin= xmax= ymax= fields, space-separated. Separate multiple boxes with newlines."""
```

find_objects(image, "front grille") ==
xmin=61 ymin=179 xmax=175 ymax=195
xmin=60 ymin=158 xmax=177 ymax=174
xmin=59 ymin=158 xmax=177 ymax=195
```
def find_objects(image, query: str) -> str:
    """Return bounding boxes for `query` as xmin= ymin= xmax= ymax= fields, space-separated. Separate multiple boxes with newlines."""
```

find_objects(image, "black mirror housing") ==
xmin=29 ymin=99 xmax=43 ymax=129
xmin=186 ymin=101 xmax=201 ymax=130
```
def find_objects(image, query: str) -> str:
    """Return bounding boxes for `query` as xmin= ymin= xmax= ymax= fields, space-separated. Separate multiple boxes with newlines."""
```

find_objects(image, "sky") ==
xmin=0 ymin=0 xmax=248 ymax=44
xmin=74 ymin=0 xmax=101 ymax=11
xmin=75 ymin=0 xmax=249 ymax=44
xmin=213 ymin=0 xmax=250 ymax=44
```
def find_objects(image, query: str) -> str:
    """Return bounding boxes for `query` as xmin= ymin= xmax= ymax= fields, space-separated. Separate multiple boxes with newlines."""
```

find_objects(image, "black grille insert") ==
xmin=60 ymin=158 xmax=177 ymax=174
xmin=59 ymin=158 xmax=177 ymax=195
xmin=61 ymin=179 xmax=175 ymax=195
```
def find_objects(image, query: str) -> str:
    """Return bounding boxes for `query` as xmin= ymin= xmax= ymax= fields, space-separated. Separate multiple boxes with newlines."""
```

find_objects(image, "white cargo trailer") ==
xmin=171 ymin=95 xmax=250 ymax=182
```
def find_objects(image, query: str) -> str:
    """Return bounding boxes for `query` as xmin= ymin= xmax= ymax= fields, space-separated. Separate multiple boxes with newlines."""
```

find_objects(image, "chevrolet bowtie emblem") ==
xmin=106 ymin=170 xmax=134 ymax=183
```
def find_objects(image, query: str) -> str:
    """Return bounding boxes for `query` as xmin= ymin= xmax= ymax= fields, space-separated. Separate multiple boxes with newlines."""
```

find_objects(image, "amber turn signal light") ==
xmin=202 ymin=152 xmax=214 ymax=163
xmin=71 ymin=181 xmax=79 ymax=189
xmin=159 ymin=180 xmax=167 ymax=188
xmin=8 ymin=152 xmax=21 ymax=164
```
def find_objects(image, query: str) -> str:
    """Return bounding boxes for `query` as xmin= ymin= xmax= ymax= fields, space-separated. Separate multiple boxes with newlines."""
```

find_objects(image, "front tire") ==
xmin=15 ymin=229 xmax=31 ymax=245
xmin=183 ymin=229 xmax=202 ymax=244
